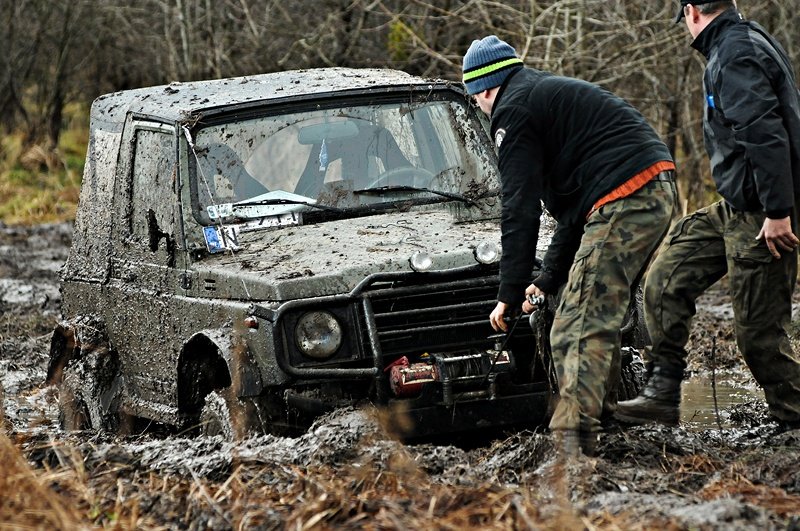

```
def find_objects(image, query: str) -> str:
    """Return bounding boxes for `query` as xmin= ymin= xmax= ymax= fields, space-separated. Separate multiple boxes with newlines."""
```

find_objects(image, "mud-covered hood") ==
xmin=194 ymin=209 xmax=503 ymax=301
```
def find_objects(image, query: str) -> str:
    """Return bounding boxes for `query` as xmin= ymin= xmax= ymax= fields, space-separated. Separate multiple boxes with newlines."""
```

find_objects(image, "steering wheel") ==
xmin=365 ymin=166 xmax=435 ymax=189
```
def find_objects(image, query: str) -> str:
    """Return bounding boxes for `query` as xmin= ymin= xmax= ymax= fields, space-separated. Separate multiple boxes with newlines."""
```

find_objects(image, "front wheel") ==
xmin=200 ymin=388 xmax=271 ymax=440
xmin=531 ymin=286 xmax=648 ymax=405
xmin=199 ymin=389 xmax=291 ymax=440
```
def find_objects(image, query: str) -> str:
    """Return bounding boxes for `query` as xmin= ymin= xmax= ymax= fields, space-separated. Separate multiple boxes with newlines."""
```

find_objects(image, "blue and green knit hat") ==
xmin=462 ymin=36 xmax=523 ymax=95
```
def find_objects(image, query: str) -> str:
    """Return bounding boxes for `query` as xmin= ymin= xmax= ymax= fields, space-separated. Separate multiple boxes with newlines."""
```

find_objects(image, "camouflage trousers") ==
xmin=645 ymin=200 xmax=800 ymax=424
xmin=548 ymin=177 xmax=677 ymax=433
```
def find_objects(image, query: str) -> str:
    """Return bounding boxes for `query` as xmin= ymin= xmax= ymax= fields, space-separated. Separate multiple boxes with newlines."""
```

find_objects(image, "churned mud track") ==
xmin=1 ymin=223 xmax=799 ymax=529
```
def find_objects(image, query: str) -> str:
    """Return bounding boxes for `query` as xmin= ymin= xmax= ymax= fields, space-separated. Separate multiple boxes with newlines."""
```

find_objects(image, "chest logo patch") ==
xmin=495 ymin=128 xmax=506 ymax=148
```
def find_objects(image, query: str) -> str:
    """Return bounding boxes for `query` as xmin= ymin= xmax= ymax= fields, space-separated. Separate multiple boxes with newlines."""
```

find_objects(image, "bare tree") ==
xmin=1 ymin=0 xmax=797 ymax=210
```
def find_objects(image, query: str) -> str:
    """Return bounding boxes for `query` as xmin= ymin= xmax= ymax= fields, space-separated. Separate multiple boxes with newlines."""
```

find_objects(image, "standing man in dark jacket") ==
xmin=616 ymin=1 xmax=800 ymax=429
xmin=462 ymin=36 xmax=677 ymax=455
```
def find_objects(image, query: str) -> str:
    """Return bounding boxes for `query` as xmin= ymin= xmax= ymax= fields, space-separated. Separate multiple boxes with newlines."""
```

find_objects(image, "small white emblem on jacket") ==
xmin=495 ymin=128 xmax=506 ymax=148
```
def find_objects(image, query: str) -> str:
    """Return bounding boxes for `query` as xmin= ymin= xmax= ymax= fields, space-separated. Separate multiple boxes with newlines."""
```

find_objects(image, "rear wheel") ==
xmin=618 ymin=288 xmax=649 ymax=400
xmin=57 ymin=350 xmax=132 ymax=433
xmin=621 ymin=286 xmax=651 ymax=349
xmin=58 ymin=366 xmax=90 ymax=430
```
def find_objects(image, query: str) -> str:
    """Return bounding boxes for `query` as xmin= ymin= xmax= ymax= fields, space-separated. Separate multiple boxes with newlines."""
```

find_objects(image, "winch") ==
xmin=385 ymin=349 xmax=514 ymax=398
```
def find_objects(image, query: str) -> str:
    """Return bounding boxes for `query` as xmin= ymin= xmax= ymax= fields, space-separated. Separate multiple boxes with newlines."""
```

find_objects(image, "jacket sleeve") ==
xmin=493 ymin=104 xmax=544 ymax=306
xmin=534 ymin=221 xmax=583 ymax=294
xmin=717 ymin=53 xmax=794 ymax=218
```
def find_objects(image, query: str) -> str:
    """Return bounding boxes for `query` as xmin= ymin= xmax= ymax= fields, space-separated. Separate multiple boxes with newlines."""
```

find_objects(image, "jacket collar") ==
xmin=491 ymin=66 xmax=522 ymax=115
xmin=691 ymin=8 xmax=743 ymax=58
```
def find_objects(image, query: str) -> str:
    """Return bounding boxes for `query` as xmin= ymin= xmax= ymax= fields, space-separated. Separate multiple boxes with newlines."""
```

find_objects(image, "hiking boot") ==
xmin=614 ymin=368 xmax=682 ymax=426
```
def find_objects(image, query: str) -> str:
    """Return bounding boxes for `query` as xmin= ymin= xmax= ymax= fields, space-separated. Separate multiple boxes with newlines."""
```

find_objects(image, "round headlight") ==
xmin=295 ymin=311 xmax=343 ymax=359
xmin=474 ymin=241 xmax=500 ymax=264
xmin=409 ymin=251 xmax=433 ymax=272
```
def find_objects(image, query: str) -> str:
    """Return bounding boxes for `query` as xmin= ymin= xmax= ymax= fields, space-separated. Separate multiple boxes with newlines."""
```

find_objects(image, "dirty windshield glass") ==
xmin=190 ymin=98 xmax=493 ymax=221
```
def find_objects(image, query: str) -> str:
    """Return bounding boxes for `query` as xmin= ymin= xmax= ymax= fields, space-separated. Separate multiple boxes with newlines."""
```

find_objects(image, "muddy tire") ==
xmin=533 ymin=286 xmax=648 ymax=404
xmin=200 ymin=389 xmax=287 ymax=439
xmin=618 ymin=288 xmax=649 ymax=400
xmin=57 ymin=351 xmax=130 ymax=433
xmin=618 ymin=347 xmax=647 ymax=401
xmin=621 ymin=287 xmax=650 ymax=349
xmin=58 ymin=364 xmax=91 ymax=430
xmin=200 ymin=388 xmax=259 ymax=440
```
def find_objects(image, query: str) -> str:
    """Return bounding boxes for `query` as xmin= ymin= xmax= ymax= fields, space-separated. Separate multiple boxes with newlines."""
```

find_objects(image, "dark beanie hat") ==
xmin=462 ymin=36 xmax=523 ymax=95
xmin=675 ymin=0 xmax=729 ymax=22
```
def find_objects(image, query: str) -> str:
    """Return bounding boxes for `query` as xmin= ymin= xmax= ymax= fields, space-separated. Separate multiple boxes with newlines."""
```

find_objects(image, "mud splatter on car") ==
xmin=44 ymin=68 xmax=647 ymax=440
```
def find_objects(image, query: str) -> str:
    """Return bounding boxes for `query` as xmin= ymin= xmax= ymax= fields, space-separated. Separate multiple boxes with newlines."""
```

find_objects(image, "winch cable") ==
xmin=532 ymin=303 xmax=559 ymax=400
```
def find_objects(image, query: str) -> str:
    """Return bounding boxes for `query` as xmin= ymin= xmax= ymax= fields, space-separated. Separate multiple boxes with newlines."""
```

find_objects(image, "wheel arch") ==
xmin=177 ymin=328 xmax=263 ymax=417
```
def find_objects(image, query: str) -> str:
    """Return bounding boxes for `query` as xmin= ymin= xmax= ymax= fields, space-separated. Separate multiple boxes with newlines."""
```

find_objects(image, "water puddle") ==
xmin=680 ymin=374 xmax=763 ymax=429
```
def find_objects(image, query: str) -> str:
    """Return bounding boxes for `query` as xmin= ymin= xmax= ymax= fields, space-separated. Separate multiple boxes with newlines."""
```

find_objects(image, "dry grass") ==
xmin=699 ymin=475 xmax=800 ymax=518
xmin=0 ymin=119 xmax=85 ymax=226
xmin=0 ymin=432 xmax=83 ymax=529
xmin=0 ymin=433 xmax=657 ymax=530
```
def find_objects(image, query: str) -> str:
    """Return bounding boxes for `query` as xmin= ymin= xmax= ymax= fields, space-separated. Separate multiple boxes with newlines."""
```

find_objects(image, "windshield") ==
xmin=189 ymin=96 xmax=497 ymax=222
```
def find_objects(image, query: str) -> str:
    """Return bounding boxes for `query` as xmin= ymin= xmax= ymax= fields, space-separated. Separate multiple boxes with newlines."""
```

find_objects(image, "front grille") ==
xmin=364 ymin=274 xmax=524 ymax=358
xmin=266 ymin=266 xmax=539 ymax=379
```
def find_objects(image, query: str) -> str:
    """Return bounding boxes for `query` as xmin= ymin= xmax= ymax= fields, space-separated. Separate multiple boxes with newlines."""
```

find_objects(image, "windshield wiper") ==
xmin=352 ymin=186 xmax=478 ymax=207
xmin=231 ymin=198 xmax=346 ymax=213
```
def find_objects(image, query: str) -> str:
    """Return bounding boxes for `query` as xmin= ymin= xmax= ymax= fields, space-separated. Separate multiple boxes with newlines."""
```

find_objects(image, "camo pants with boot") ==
xmin=645 ymin=200 xmax=800 ymax=426
xmin=548 ymin=177 xmax=677 ymax=436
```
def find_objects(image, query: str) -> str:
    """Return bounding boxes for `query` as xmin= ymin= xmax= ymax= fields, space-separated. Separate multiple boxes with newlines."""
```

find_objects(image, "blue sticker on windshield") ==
xmin=203 ymin=226 xmax=223 ymax=252
xmin=203 ymin=225 xmax=240 ymax=253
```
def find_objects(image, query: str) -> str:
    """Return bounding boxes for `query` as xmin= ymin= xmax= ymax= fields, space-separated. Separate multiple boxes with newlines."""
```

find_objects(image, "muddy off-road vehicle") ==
xmin=47 ymin=68 xmax=646 ymax=439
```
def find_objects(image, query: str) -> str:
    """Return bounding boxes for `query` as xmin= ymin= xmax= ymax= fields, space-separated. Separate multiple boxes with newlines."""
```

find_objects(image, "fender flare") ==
xmin=179 ymin=328 xmax=263 ymax=397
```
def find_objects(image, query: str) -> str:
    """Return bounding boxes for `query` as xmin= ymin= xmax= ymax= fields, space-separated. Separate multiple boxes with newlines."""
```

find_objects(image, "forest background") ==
xmin=1 ymin=0 xmax=798 ymax=225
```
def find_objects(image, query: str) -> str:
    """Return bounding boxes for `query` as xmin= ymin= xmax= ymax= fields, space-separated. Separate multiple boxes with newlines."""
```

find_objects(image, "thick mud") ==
xmin=1 ymin=223 xmax=799 ymax=529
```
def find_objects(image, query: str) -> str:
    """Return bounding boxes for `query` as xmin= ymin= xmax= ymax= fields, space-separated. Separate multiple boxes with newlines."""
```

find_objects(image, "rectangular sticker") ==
xmin=203 ymin=225 xmax=240 ymax=253
xmin=238 ymin=212 xmax=302 ymax=233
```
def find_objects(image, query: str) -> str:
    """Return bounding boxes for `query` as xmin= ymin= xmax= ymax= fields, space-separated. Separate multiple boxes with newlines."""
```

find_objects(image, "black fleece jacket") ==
xmin=490 ymin=67 xmax=673 ymax=305
xmin=692 ymin=8 xmax=800 ymax=220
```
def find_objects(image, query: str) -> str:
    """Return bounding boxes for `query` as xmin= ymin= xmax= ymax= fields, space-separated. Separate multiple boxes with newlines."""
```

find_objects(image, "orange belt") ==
xmin=588 ymin=160 xmax=675 ymax=218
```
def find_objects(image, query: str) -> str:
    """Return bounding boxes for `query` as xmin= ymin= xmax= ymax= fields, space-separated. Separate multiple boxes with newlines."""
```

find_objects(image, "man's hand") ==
xmin=489 ymin=301 xmax=510 ymax=332
xmin=522 ymin=284 xmax=546 ymax=314
xmin=756 ymin=216 xmax=799 ymax=259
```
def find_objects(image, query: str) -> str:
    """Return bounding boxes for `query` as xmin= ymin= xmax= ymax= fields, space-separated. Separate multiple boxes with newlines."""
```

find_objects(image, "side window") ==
xmin=131 ymin=128 xmax=177 ymax=264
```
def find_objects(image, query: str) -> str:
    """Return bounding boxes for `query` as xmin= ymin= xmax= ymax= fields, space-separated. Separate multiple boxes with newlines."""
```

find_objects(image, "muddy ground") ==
xmin=1 ymin=223 xmax=799 ymax=530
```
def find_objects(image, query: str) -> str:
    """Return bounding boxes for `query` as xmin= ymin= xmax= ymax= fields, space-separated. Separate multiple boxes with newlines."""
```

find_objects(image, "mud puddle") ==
xmin=681 ymin=374 xmax=764 ymax=429
xmin=2 ymin=223 xmax=800 ymax=529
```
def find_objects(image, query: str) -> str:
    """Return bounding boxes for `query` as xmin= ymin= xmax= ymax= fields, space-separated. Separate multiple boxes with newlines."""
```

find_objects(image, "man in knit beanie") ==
xmin=464 ymin=35 xmax=677 ymax=456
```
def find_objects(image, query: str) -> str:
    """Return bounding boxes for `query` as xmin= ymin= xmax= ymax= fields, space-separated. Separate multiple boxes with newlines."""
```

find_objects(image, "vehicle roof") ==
xmin=91 ymin=68 xmax=458 ymax=125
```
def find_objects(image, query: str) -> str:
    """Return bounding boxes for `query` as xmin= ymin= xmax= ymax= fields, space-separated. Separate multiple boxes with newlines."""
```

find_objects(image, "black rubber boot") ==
xmin=614 ymin=368 xmax=682 ymax=426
